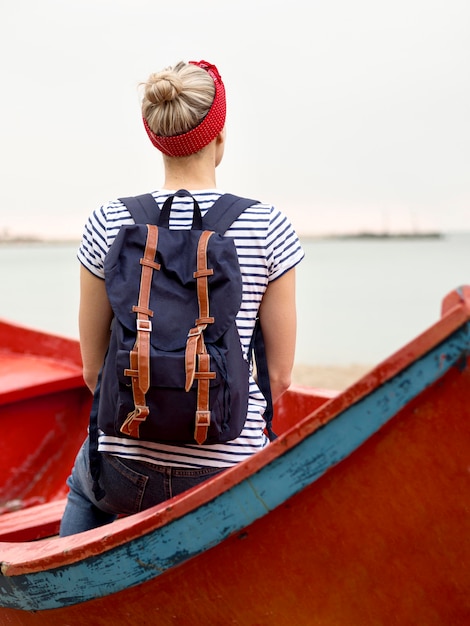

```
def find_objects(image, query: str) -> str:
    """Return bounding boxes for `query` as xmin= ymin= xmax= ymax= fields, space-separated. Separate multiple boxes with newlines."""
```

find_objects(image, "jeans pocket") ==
xmin=99 ymin=454 xmax=149 ymax=515
xmin=170 ymin=466 xmax=225 ymax=499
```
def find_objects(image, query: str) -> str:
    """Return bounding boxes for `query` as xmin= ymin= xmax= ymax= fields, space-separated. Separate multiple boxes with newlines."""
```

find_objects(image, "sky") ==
xmin=0 ymin=0 xmax=469 ymax=238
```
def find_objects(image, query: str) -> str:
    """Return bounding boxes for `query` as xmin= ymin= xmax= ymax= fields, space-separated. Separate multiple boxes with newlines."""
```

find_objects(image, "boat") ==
xmin=0 ymin=321 xmax=92 ymax=515
xmin=1 ymin=286 xmax=469 ymax=625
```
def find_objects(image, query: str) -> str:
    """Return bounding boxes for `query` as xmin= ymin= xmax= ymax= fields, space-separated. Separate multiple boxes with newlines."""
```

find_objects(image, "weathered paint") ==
xmin=0 ymin=287 xmax=469 ymax=625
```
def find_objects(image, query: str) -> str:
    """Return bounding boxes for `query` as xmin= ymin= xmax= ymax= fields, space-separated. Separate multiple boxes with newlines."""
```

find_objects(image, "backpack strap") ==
xmin=250 ymin=319 xmax=276 ymax=441
xmin=202 ymin=194 xmax=258 ymax=234
xmin=119 ymin=192 xmax=258 ymax=232
xmin=120 ymin=225 xmax=161 ymax=439
xmin=186 ymin=230 xmax=218 ymax=444
xmin=119 ymin=194 xmax=159 ymax=224
xmin=89 ymin=371 xmax=106 ymax=500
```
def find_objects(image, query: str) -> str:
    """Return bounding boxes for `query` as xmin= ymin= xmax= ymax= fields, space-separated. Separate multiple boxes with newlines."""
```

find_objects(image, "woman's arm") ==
xmin=79 ymin=265 xmax=113 ymax=393
xmin=258 ymin=268 xmax=297 ymax=403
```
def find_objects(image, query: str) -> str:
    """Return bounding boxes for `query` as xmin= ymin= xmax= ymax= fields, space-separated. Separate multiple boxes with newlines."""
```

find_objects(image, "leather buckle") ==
xmin=137 ymin=319 xmax=152 ymax=332
xmin=195 ymin=410 xmax=211 ymax=427
xmin=187 ymin=325 xmax=206 ymax=338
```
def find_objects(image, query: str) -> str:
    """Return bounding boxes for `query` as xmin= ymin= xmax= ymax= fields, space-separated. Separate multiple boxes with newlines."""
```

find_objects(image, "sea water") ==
xmin=1 ymin=233 xmax=469 ymax=366
xmin=296 ymin=233 xmax=470 ymax=365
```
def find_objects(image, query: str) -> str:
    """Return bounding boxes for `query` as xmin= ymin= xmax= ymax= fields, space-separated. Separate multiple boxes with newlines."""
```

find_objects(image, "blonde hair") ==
xmin=141 ymin=62 xmax=215 ymax=138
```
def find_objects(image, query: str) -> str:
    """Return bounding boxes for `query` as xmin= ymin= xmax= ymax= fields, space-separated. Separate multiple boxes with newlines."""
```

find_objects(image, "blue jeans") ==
xmin=59 ymin=437 xmax=225 ymax=536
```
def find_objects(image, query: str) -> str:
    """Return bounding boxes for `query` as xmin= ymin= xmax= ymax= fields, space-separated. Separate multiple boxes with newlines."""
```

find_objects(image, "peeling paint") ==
xmin=135 ymin=559 xmax=164 ymax=573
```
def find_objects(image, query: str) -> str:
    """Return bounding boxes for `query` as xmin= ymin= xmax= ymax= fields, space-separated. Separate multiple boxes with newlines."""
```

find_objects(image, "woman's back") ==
xmin=60 ymin=59 xmax=304 ymax=536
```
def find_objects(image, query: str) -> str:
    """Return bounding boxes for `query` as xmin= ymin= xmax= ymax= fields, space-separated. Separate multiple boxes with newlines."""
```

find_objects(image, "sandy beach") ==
xmin=292 ymin=362 xmax=372 ymax=391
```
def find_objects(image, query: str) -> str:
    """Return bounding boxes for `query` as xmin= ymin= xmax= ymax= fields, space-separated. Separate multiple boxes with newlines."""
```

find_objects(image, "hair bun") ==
xmin=144 ymin=71 xmax=183 ymax=105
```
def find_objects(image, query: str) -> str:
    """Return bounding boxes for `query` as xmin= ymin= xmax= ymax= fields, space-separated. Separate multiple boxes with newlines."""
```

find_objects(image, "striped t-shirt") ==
xmin=78 ymin=189 xmax=304 ymax=468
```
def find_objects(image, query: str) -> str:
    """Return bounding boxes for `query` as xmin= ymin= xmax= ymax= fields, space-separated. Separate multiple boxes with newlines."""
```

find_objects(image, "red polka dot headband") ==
xmin=143 ymin=60 xmax=226 ymax=157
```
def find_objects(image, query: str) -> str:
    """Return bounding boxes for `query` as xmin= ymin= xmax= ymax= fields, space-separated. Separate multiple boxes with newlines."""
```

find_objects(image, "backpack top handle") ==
xmin=158 ymin=189 xmax=203 ymax=230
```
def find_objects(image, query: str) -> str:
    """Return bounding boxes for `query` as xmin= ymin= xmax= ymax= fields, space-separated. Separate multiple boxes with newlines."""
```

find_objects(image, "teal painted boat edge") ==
xmin=251 ymin=323 xmax=470 ymax=506
xmin=1 ymin=322 xmax=468 ymax=612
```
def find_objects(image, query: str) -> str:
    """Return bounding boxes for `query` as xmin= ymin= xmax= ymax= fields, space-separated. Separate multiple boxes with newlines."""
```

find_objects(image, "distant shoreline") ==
xmin=330 ymin=231 xmax=443 ymax=240
xmin=3 ymin=231 xmax=469 ymax=245
xmin=301 ymin=231 xmax=447 ymax=241
xmin=0 ymin=237 xmax=80 ymax=245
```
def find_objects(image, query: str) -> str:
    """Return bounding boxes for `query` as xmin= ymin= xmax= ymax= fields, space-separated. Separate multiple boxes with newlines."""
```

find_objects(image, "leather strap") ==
xmin=194 ymin=352 xmax=212 ymax=444
xmin=121 ymin=350 xmax=150 ymax=438
xmin=194 ymin=230 xmax=215 ymax=324
xmin=121 ymin=224 xmax=160 ymax=437
xmin=185 ymin=230 xmax=217 ymax=443
xmin=185 ymin=326 xmax=203 ymax=391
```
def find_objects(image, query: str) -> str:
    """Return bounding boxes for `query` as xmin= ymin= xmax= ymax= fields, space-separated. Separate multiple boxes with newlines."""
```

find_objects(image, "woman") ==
xmin=60 ymin=60 xmax=304 ymax=536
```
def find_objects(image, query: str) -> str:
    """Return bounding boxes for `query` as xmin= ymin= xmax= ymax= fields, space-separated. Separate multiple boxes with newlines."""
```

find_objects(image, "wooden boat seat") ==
xmin=0 ymin=351 xmax=84 ymax=404
xmin=0 ymin=499 xmax=65 ymax=542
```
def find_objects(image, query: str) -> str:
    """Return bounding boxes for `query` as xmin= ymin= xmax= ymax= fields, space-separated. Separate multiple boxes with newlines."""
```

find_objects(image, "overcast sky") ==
xmin=1 ymin=0 xmax=468 ymax=238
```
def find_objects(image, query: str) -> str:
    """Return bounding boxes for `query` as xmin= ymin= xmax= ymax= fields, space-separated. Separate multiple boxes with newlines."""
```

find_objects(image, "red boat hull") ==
xmin=0 ymin=321 xmax=91 ymax=510
xmin=1 ymin=287 xmax=470 ymax=625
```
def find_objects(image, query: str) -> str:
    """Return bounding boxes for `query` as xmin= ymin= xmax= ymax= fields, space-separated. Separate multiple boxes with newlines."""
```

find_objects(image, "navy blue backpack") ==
xmin=89 ymin=190 xmax=273 ymax=494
